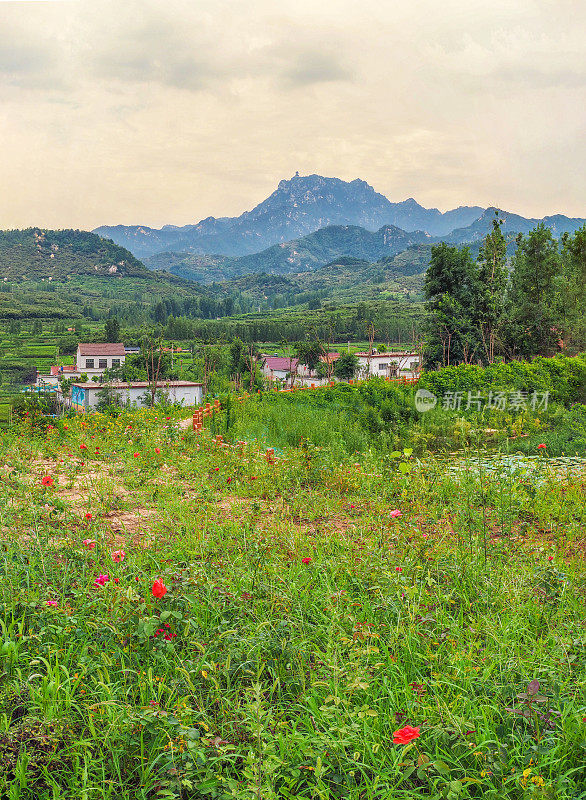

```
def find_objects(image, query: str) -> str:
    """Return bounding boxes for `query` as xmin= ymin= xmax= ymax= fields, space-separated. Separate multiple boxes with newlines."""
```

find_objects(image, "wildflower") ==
xmin=396 ymin=566 xmax=403 ymax=572
xmin=82 ymin=539 xmax=96 ymax=549
xmin=85 ymin=512 xmax=93 ymax=521
xmin=392 ymin=725 xmax=420 ymax=744
xmin=548 ymin=555 xmax=554 ymax=561
xmin=133 ymin=452 xmax=139 ymax=458
xmin=41 ymin=476 xmax=54 ymax=487
xmin=155 ymin=447 xmax=160 ymax=454
xmin=94 ymin=573 xmax=110 ymax=587
xmin=537 ymin=443 xmax=546 ymax=450
xmin=227 ymin=477 xmax=232 ymax=484
xmin=390 ymin=509 xmax=402 ymax=519
xmin=302 ymin=557 xmax=312 ymax=565
xmin=152 ymin=579 xmax=168 ymax=598
xmin=349 ymin=504 xmax=356 ymax=509
xmin=46 ymin=599 xmax=58 ymax=607
xmin=80 ymin=443 xmax=87 ymax=450
xmin=112 ymin=550 xmax=126 ymax=563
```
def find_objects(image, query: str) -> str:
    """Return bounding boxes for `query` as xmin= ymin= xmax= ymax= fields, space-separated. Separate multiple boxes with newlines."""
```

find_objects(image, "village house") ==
xmin=38 ymin=342 xmax=128 ymax=387
xmin=59 ymin=381 xmax=204 ymax=412
xmin=76 ymin=343 xmax=126 ymax=376
xmin=354 ymin=351 xmax=421 ymax=380
xmin=261 ymin=353 xmax=340 ymax=385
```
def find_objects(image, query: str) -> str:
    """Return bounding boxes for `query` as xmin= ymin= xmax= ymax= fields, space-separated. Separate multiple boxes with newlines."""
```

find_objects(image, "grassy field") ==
xmin=0 ymin=402 xmax=584 ymax=799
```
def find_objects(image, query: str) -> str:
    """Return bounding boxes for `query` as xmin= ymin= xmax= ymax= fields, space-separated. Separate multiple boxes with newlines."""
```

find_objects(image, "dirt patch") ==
xmin=103 ymin=508 xmax=158 ymax=546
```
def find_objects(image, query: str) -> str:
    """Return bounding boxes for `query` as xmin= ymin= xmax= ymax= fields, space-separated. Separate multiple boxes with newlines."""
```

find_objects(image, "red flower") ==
xmin=155 ymin=447 xmax=160 ymax=454
xmin=548 ymin=555 xmax=554 ymax=561
xmin=41 ymin=476 xmax=54 ymax=487
xmin=133 ymin=452 xmax=139 ymax=458
xmin=537 ymin=443 xmax=546 ymax=450
xmin=85 ymin=512 xmax=92 ymax=521
xmin=302 ymin=557 xmax=312 ymax=565
xmin=152 ymin=579 xmax=167 ymax=599
xmin=80 ymin=443 xmax=87 ymax=450
xmin=392 ymin=725 xmax=420 ymax=744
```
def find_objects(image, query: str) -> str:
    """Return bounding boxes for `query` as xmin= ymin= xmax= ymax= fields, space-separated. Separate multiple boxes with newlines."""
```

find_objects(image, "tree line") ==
xmin=423 ymin=217 xmax=585 ymax=368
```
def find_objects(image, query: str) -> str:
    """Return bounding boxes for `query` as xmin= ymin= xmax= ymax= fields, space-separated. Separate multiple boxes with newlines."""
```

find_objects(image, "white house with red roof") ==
xmin=354 ymin=350 xmax=421 ymax=380
xmin=38 ymin=343 xmax=127 ymax=386
xmin=76 ymin=343 xmax=126 ymax=376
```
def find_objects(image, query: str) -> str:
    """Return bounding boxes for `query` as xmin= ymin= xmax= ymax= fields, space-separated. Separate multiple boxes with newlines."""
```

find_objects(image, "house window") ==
xmin=378 ymin=362 xmax=388 ymax=370
xmin=85 ymin=359 xmax=94 ymax=369
xmin=99 ymin=359 xmax=107 ymax=369
xmin=111 ymin=358 xmax=120 ymax=368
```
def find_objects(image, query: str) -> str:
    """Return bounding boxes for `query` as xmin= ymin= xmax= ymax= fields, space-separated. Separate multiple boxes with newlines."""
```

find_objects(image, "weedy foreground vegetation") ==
xmin=0 ymin=391 xmax=585 ymax=799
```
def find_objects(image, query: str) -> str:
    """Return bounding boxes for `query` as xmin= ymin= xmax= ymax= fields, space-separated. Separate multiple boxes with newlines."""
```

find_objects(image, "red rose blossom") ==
xmin=392 ymin=725 xmax=421 ymax=744
xmin=152 ymin=579 xmax=168 ymax=599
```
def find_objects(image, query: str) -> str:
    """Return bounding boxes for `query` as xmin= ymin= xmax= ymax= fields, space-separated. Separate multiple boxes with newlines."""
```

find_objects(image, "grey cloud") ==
xmin=278 ymin=50 xmax=354 ymax=88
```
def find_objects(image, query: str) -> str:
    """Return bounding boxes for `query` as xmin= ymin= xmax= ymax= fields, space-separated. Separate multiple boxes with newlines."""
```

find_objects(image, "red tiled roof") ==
xmin=263 ymin=356 xmax=299 ymax=372
xmin=78 ymin=343 xmax=126 ymax=356
xmin=50 ymin=365 xmax=78 ymax=375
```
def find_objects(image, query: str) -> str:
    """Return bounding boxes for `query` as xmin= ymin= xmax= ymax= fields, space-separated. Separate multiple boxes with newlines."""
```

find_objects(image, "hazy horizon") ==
xmin=1 ymin=0 xmax=584 ymax=230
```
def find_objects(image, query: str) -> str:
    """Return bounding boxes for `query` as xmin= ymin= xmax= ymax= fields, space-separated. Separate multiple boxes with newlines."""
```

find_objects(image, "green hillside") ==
xmin=0 ymin=228 xmax=152 ymax=281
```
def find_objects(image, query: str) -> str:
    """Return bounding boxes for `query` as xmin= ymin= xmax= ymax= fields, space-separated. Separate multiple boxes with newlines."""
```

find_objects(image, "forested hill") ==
xmin=0 ymin=229 xmax=152 ymax=281
xmin=146 ymin=224 xmax=432 ymax=283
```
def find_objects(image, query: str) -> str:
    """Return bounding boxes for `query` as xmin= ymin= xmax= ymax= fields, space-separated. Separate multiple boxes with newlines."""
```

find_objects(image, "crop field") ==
xmin=0 ymin=401 xmax=584 ymax=800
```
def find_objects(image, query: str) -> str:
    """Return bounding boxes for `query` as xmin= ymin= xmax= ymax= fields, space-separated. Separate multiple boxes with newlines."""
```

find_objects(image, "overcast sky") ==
xmin=0 ymin=0 xmax=584 ymax=230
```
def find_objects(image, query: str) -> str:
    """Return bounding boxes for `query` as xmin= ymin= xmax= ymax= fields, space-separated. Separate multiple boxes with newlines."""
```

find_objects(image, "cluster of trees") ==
xmin=424 ymin=218 xmax=586 ymax=368
xmin=158 ymin=303 xmax=423 ymax=346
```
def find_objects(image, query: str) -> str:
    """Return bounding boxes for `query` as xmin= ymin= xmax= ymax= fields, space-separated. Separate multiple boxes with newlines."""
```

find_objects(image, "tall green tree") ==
xmin=294 ymin=339 xmax=324 ymax=373
xmin=423 ymin=243 xmax=479 ymax=368
xmin=506 ymin=224 xmax=561 ymax=358
xmin=104 ymin=317 xmax=121 ymax=343
xmin=333 ymin=352 xmax=358 ymax=380
xmin=473 ymin=215 xmax=508 ymax=363
xmin=558 ymin=225 xmax=586 ymax=352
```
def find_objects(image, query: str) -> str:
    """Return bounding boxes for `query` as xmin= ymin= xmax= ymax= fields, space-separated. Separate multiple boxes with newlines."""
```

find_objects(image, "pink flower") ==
xmin=94 ymin=573 xmax=110 ymax=587
xmin=82 ymin=539 xmax=96 ymax=549
xmin=46 ymin=599 xmax=58 ymax=607
xmin=390 ymin=510 xmax=402 ymax=519
xmin=302 ymin=557 xmax=312 ymax=565
xmin=111 ymin=550 xmax=126 ymax=563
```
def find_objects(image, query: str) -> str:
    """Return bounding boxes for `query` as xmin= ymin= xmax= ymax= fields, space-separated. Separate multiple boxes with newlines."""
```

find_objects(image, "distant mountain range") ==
xmin=94 ymin=174 xmax=585 ymax=263
xmin=145 ymin=224 xmax=433 ymax=283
